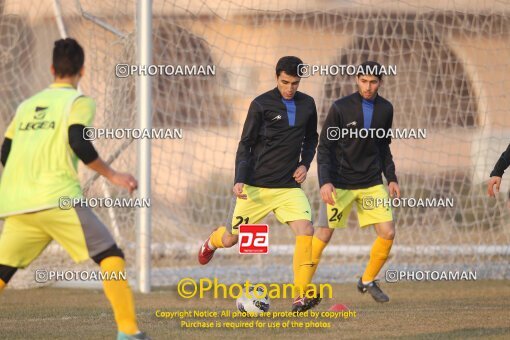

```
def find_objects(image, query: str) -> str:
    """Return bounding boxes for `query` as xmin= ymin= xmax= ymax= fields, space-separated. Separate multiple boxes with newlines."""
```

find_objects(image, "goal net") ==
xmin=0 ymin=0 xmax=509 ymax=289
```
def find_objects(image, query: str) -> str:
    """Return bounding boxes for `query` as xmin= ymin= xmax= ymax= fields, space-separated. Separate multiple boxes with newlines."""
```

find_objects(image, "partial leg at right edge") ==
xmin=0 ymin=264 xmax=18 ymax=293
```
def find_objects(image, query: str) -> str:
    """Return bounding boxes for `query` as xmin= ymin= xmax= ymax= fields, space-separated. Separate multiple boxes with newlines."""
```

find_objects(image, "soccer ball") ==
xmin=236 ymin=285 xmax=270 ymax=314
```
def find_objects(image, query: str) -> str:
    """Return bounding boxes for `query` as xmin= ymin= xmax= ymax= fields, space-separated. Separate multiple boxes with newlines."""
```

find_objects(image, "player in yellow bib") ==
xmin=313 ymin=61 xmax=400 ymax=303
xmin=0 ymin=38 xmax=149 ymax=340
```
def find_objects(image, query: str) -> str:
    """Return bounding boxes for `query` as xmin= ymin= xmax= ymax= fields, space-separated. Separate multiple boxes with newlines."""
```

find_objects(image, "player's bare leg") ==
xmin=198 ymin=226 xmax=239 ymax=265
xmin=357 ymin=221 xmax=395 ymax=303
xmin=288 ymin=219 xmax=319 ymax=311
xmin=314 ymin=226 xmax=335 ymax=243
xmin=199 ymin=193 xmax=241 ymax=265
xmin=222 ymin=230 xmax=239 ymax=247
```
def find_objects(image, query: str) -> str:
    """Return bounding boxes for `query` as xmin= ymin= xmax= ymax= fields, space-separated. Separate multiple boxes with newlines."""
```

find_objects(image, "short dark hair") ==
xmin=52 ymin=38 xmax=84 ymax=77
xmin=357 ymin=61 xmax=383 ymax=80
xmin=275 ymin=56 xmax=303 ymax=77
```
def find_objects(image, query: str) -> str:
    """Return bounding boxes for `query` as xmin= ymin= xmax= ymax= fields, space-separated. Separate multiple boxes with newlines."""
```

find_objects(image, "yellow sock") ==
xmin=293 ymin=235 xmax=314 ymax=297
xmin=100 ymin=256 xmax=139 ymax=335
xmin=0 ymin=278 xmax=6 ymax=293
xmin=210 ymin=226 xmax=226 ymax=248
xmin=362 ymin=237 xmax=393 ymax=283
xmin=310 ymin=236 xmax=328 ymax=279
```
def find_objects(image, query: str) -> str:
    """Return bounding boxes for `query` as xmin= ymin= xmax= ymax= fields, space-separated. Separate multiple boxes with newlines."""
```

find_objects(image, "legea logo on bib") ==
xmin=34 ymin=106 xmax=48 ymax=119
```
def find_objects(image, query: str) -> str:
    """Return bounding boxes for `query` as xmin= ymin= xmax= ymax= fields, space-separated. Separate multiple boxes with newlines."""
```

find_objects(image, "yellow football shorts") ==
xmin=322 ymin=184 xmax=393 ymax=228
xmin=0 ymin=206 xmax=116 ymax=268
xmin=228 ymin=185 xmax=312 ymax=235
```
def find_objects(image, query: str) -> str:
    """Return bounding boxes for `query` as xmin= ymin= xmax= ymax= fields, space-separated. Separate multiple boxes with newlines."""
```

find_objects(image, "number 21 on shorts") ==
xmin=239 ymin=224 xmax=269 ymax=254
